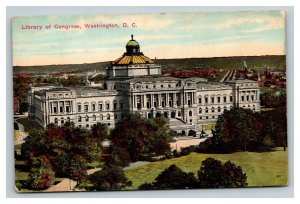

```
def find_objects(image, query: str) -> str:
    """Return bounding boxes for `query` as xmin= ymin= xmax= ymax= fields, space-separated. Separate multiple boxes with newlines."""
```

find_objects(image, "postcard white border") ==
xmin=5 ymin=6 xmax=294 ymax=198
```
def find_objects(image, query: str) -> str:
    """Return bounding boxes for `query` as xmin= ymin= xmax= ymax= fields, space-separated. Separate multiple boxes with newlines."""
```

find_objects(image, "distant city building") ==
xmin=28 ymin=35 xmax=261 ymax=135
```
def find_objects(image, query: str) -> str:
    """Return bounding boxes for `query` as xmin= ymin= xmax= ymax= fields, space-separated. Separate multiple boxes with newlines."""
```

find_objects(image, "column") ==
xmin=185 ymin=93 xmax=188 ymax=105
xmin=151 ymin=94 xmax=154 ymax=108
xmin=143 ymin=94 xmax=147 ymax=108
xmin=158 ymin=94 xmax=162 ymax=108
xmin=173 ymin=93 xmax=176 ymax=107
xmin=166 ymin=93 xmax=169 ymax=107
xmin=193 ymin=92 xmax=196 ymax=104
xmin=133 ymin=95 xmax=136 ymax=108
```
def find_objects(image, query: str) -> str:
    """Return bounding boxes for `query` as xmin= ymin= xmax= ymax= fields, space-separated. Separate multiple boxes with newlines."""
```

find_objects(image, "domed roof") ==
xmin=112 ymin=35 xmax=154 ymax=66
xmin=126 ymin=39 xmax=139 ymax=47
xmin=112 ymin=55 xmax=154 ymax=65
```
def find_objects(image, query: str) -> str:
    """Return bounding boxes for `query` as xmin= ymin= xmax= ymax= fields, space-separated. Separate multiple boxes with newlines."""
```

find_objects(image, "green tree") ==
xmin=214 ymin=108 xmax=258 ymax=152
xmin=22 ymin=122 xmax=104 ymax=181
xmin=110 ymin=114 xmax=174 ymax=162
xmin=89 ymin=163 xmax=132 ymax=191
xmin=139 ymin=164 xmax=198 ymax=190
xmin=26 ymin=156 xmax=55 ymax=190
xmin=198 ymin=158 xmax=247 ymax=188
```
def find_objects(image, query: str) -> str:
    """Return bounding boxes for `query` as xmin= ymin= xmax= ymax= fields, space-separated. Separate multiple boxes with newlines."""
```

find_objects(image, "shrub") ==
xmin=188 ymin=130 xmax=196 ymax=137
xmin=172 ymin=150 xmax=181 ymax=158
xmin=198 ymin=140 xmax=212 ymax=153
xmin=262 ymin=136 xmax=276 ymax=148
xmin=198 ymin=158 xmax=247 ymax=188
xmin=138 ymin=164 xmax=198 ymax=190
xmin=26 ymin=156 xmax=55 ymax=190
xmin=89 ymin=163 xmax=132 ymax=191
xmin=180 ymin=146 xmax=195 ymax=156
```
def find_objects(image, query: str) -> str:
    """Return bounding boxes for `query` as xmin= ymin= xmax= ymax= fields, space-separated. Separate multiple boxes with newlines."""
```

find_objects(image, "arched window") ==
xmin=98 ymin=102 xmax=103 ymax=111
xmin=92 ymin=115 xmax=96 ymax=121
xmin=107 ymin=114 xmax=110 ymax=120
xmin=67 ymin=117 xmax=70 ymax=122
xmin=224 ymin=106 xmax=227 ymax=111
xmin=85 ymin=115 xmax=89 ymax=122
xmin=205 ymin=107 xmax=208 ymax=113
xmin=77 ymin=103 xmax=82 ymax=112
xmin=198 ymin=96 xmax=202 ymax=104
xmin=61 ymin=117 xmax=64 ymax=124
xmin=223 ymin=95 xmax=227 ymax=103
xmin=164 ymin=112 xmax=169 ymax=118
xmin=199 ymin=108 xmax=202 ymax=114
xmin=113 ymin=101 xmax=117 ymax=110
xmin=212 ymin=107 xmax=215 ymax=113
xmin=218 ymin=107 xmax=221 ymax=112
xmin=78 ymin=116 xmax=82 ymax=122
xmin=54 ymin=118 xmax=58 ymax=124
xmin=84 ymin=102 xmax=89 ymax=112
xmin=91 ymin=102 xmax=96 ymax=111
xmin=105 ymin=101 xmax=110 ymax=111
xmin=189 ymin=110 xmax=192 ymax=116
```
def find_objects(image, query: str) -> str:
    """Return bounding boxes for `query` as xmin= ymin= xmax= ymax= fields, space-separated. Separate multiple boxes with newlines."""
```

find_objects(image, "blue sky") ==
xmin=12 ymin=10 xmax=285 ymax=66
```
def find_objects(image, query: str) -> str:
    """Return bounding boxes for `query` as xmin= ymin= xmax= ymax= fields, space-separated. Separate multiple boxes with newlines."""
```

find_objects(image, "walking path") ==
xmin=43 ymin=167 xmax=102 ymax=192
xmin=44 ymin=179 xmax=77 ymax=192
xmin=123 ymin=161 xmax=150 ymax=170
xmin=14 ymin=118 xmax=28 ymax=146
xmin=170 ymin=137 xmax=207 ymax=151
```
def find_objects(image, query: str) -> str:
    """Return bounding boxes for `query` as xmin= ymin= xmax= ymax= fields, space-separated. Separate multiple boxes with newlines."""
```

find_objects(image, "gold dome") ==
xmin=112 ymin=35 xmax=154 ymax=65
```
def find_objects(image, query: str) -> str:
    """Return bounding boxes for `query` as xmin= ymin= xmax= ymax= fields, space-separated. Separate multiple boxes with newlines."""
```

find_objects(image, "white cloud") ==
xmin=210 ymin=13 xmax=285 ymax=33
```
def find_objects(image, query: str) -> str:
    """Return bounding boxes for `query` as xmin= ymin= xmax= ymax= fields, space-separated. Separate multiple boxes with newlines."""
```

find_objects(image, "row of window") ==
xmin=78 ymin=123 xmax=111 ymax=128
xmin=199 ymin=106 xmax=232 ymax=114
xmin=54 ymin=113 xmax=124 ymax=124
xmin=198 ymin=95 xmax=233 ymax=104
xmin=77 ymin=102 xmax=123 ymax=113
xmin=135 ymin=83 xmax=174 ymax=90
xmin=77 ymin=114 xmax=119 ymax=122
xmin=241 ymin=95 xmax=255 ymax=102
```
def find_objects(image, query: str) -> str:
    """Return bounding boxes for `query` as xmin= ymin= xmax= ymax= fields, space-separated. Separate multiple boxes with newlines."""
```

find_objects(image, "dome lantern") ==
xmin=126 ymin=35 xmax=140 ymax=54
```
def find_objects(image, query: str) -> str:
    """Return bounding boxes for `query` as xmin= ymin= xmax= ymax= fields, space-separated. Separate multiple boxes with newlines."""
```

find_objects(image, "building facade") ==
xmin=28 ymin=35 xmax=261 ymax=135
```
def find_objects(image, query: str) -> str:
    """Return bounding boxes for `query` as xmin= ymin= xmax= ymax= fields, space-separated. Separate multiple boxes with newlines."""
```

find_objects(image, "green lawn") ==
xmin=124 ymin=150 xmax=288 ymax=190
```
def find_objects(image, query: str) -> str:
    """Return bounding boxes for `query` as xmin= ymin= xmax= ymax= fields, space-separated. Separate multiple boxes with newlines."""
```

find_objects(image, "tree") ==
xmin=198 ymin=158 xmax=247 ymax=188
xmin=213 ymin=108 xmax=258 ymax=152
xmin=22 ymin=122 xmax=103 ymax=181
xmin=89 ymin=163 xmax=132 ymax=191
xmin=109 ymin=114 xmax=174 ymax=162
xmin=139 ymin=164 xmax=198 ymax=190
xmin=26 ymin=155 xmax=55 ymax=190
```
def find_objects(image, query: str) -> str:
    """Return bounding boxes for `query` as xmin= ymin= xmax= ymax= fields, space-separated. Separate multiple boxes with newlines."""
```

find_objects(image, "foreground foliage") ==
xmin=198 ymin=158 xmax=247 ymax=188
xmin=139 ymin=158 xmax=247 ymax=190
xmin=109 ymin=114 xmax=175 ymax=166
xmin=199 ymin=108 xmax=287 ymax=153
xmin=22 ymin=122 xmax=105 ymax=185
xmin=139 ymin=164 xmax=198 ymax=190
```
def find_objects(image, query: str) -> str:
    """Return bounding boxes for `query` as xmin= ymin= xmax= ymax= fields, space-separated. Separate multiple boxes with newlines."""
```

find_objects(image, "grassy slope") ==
xmin=124 ymin=151 xmax=288 ymax=190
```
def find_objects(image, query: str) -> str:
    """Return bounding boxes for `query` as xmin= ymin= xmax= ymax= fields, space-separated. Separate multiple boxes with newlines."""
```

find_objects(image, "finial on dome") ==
xmin=131 ymin=35 xmax=133 ymax=40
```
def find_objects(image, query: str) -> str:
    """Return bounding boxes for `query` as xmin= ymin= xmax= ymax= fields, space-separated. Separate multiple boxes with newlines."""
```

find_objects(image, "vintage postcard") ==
xmin=13 ymin=11 xmax=287 ymax=192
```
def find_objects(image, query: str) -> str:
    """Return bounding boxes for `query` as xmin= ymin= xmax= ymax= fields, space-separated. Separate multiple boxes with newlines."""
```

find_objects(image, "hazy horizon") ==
xmin=13 ymin=54 xmax=286 ymax=68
